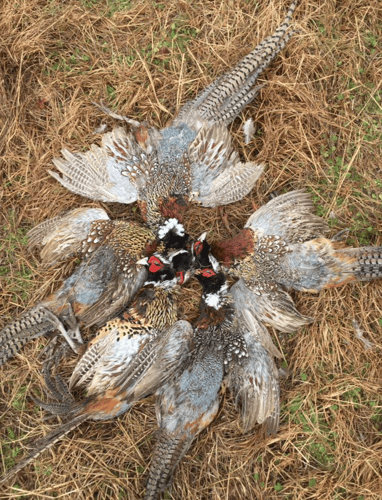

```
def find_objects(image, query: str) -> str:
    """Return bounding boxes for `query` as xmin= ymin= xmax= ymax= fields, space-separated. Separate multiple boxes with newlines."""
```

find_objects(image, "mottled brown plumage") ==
xmin=195 ymin=190 xmax=382 ymax=333
xmin=0 ymin=208 xmax=161 ymax=366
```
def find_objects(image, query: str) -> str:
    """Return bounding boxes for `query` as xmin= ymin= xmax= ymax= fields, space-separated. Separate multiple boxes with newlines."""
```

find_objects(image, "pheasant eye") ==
xmin=202 ymin=269 xmax=216 ymax=277
xmin=148 ymin=256 xmax=163 ymax=273
xmin=194 ymin=241 xmax=203 ymax=256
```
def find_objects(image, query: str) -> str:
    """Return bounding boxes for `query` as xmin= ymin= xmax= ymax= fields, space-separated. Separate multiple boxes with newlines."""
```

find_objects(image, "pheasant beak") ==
xmin=176 ymin=271 xmax=185 ymax=285
xmin=176 ymin=270 xmax=192 ymax=285
xmin=136 ymin=257 xmax=149 ymax=266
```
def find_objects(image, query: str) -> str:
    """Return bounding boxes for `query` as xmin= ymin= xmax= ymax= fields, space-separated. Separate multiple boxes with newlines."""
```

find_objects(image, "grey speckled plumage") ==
xmin=144 ymin=268 xmax=280 ymax=500
xmin=145 ymin=330 xmax=224 ymax=500
xmin=49 ymin=2 xmax=297 ymax=219
xmin=209 ymin=190 xmax=382 ymax=333
xmin=0 ymin=208 xmax=157 ymax=366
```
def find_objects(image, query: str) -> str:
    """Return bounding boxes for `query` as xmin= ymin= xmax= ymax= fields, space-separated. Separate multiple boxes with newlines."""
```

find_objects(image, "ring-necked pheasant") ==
xmin=192 ymin=190 xmax=382 ymax=333
xmin=48 ymin=2 xmax=298 ymax=238
xmin=0 ymin=207 xmax=167 ymax=366
xmin=66 ymin=250 xmax=192 ymax=396
xmin=0 ymin=252 xmax=195 ymax=486
xmin=145 ymin=267 xmax=280 ymax=500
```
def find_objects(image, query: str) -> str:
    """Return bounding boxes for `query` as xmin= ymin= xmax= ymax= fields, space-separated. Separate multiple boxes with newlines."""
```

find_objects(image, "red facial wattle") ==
xmin=148 ymin=256 xmax=163 ymax=273
xmin=202 ymin=269 xmax=216 ymax=277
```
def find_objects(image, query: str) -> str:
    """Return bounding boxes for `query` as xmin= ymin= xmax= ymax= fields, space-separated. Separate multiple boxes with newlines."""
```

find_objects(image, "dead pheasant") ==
xmin=49 ymin=2 xmax=298 ymax=237
xmin=193 ymin=190 xmax=382 ymax=333
xmin=66 ymin=250 xmax=192 ymax=396
xmin=145 ymin=267 xmax=279 ymax=500
xmin=0 ymin=207 xmax=164 ymax=366
xmin=0 ymin=252 xmax=195 ymax=487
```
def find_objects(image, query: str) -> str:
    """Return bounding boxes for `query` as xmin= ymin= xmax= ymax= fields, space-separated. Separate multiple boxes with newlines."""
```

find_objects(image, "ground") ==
xmin=0 ymin=0 xmax=381 ymax=499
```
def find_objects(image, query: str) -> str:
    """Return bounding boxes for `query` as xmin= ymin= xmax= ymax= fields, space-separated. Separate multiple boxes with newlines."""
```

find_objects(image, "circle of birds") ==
xmin=1 ymin=2 xmax=381 ymax=498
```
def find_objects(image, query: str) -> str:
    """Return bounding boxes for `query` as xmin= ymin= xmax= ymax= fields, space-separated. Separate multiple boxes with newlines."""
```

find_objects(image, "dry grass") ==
xmin=1 ymin=0 xmax=382 ymax=498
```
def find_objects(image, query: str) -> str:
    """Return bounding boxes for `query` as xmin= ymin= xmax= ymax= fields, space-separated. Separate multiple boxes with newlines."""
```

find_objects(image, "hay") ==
xmin=1 ymin=0 xmax=381 ymax=498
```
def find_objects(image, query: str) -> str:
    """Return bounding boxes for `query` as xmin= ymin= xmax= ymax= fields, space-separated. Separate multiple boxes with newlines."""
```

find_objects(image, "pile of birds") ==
xmin=1 ymin=2 xmax=382 ymax=498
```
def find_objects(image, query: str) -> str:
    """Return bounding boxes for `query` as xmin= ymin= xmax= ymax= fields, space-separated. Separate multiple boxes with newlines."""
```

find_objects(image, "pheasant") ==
xmin=0 ymin=252 xmax=195 ymax=486
xmin=48 ymin=2 xmax=298 ymax=240
xmin=0 ymin=207 xmax=164 ymax=366
xmin=193 ymin=190 xmax=382 ymax=333
xmin=66 ymin=250 xmax=192 ymax=396
xmin=144 ymin=266 xmax=280 ymax=500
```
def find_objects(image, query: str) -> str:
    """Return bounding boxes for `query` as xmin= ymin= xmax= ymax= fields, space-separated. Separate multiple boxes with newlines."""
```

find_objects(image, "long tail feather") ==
xmin=144 ymin=430 xmax=192 ymax=500
xmin=177 ymin=1 xmax=297 ymax=125
xmin=340 ymin=246 xmax=382 ymax=282
xmin=0 ymin=307 xmax=60 ymax=367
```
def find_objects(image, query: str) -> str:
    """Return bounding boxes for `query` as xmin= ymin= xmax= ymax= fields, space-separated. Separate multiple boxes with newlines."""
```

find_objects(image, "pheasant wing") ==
xmin=231 ymin=278 xmax=311 ymax=339
xmin=52 ymin=219 xmax=155 ymax=326
xmin=28 ymin=207 xmax=109 ymax=266
xmin=245 ymin=190 xmax=329 ymax=243
xmin=188 ymin=123 xmax=264 ymax=207
xmin=115 ymin=320 xmax=194 ymax=399
xmin=227 ymin=330 xmax=280 ymax=433
xmin=49 ymin=127 xmax=153 ymax=204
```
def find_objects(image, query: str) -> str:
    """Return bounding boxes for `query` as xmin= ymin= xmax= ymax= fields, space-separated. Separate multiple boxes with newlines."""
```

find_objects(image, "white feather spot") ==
xmin=204 ymin=292 xmax=220 ymax=309
xmin=93 ymin=123 xmax=107 ymax=134
xmin=208 ymin=254 xmax=220 ymax=272
xmin=243 ymin=118 xmax=255 ymax=145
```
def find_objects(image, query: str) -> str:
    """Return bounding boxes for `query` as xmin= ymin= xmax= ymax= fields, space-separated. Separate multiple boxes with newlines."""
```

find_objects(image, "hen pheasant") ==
xmin=145 ymin=266 xmax=279 ymax=500
xmin=193 ymin=190 xmax=382 ymax=333
xmin=0 ymin=252 xmax=195 ymax=486
xmin=49 ymin=2 xmax=298 ymax=240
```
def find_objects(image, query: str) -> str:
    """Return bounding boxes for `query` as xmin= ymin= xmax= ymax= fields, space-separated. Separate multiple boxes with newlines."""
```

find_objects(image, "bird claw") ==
xmin=70 ymin=324 xmax=84 ymax=347
xmin=38 ymin=308 xmax=83 ymax=357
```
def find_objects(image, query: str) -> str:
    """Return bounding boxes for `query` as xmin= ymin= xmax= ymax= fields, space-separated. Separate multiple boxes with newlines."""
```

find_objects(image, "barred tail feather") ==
xmin=0 ymin=307 xmax=60 ymax=367
xmin=340 ymin=246 xmax=382 ymax=282
xmin=0 ymin=337 xmax=31 ymax=367
xmin=177 ymin=1 xmax=297 ymax=125
xmin=0 ymin=414 xmax=89 ymax=486
xmin=144 ymin=430 xmax=192 ymax=500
